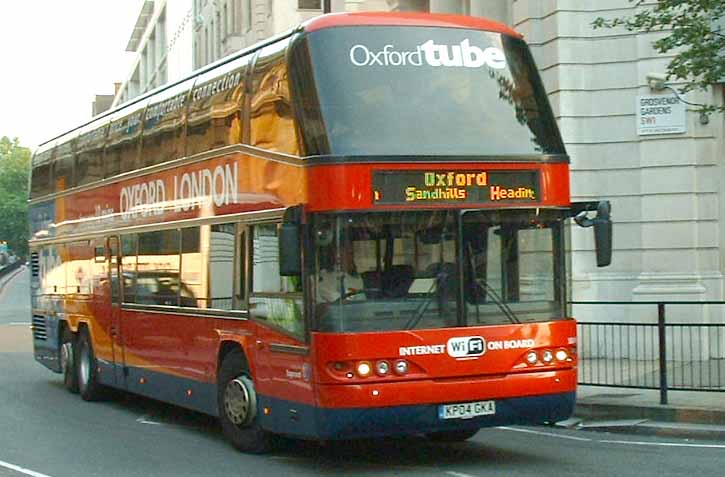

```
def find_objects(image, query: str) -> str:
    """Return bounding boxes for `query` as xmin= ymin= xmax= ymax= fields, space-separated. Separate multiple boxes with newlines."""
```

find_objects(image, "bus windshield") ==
xmin=312 ymin=210 xmax=567 ymax=333
xmin=305 ymin=26 xmax=564 ymax=157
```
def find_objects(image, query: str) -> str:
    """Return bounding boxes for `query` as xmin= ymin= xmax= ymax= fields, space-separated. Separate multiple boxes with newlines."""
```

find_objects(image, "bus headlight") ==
xmin=542 ymin=350 xmax=554 ymax=363
xmin=394 ymin=359 xmax=408 ymax=375
xmin=525 ymin=351 xmax=538 ymax=365
xmin=555 ymin=349 xmax=569 ymax=361
xmin=376 ymin=360 xmax=390 ymax=376
xmin=356 ymin=361 xmax=372 ymax=377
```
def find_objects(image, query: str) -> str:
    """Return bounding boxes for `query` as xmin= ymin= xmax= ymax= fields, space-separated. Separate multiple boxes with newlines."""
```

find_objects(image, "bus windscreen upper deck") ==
xmin=299 ymin=26 xmax=565 ymax=158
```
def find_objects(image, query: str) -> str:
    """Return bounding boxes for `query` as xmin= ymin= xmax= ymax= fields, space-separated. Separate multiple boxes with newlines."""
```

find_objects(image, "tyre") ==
xmin=76 ymin=328 xmax=106 ymax=401
xmin=426 ymin=428 xmax=479 ymax=442
xmin=217 ymin=351 xmax=273 ymax=453
xmin=60 ymin=327 xmax=79 ymax=393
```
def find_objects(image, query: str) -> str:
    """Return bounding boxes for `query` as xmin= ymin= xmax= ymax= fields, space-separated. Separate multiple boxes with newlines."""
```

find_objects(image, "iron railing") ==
xmin=573 ymin=301 xmax=725 ymax=404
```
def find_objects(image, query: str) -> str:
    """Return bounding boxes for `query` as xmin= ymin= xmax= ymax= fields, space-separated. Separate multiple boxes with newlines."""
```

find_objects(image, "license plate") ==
xmin=438 ymin=400 xmax=496 ymax=420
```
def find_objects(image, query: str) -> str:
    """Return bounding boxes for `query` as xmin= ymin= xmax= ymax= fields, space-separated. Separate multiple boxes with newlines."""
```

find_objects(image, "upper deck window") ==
xmin=141 ymin=79 xmax=194 ymax=168
xmin=305 ymin=26 xmax=565 ymax=157
xmin=187 ymin=58 xmax=248 ymax=156
xmin=250 ymin=41 xmax=300 ymax=155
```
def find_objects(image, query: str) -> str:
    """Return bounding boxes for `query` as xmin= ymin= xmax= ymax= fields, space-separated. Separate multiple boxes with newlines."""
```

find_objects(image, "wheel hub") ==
xmin=61 ymin=342 xmax=73 ymax=374
xmin=224 ymin=378 xmax=254 ymax=426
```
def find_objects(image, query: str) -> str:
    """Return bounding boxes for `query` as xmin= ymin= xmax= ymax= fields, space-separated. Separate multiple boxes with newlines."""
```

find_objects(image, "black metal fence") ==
xmin=573 ymin=301 xmax=725 ymax=404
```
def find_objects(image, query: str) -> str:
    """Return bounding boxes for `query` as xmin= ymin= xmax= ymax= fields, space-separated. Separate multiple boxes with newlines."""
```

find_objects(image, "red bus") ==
xmin=29 ymin=12 xmax=612 ymax=452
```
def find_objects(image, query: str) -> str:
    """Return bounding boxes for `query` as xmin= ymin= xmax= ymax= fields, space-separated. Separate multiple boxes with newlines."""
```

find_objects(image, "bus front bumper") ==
xmin=258 ymin=369 xmax=576 ymax=439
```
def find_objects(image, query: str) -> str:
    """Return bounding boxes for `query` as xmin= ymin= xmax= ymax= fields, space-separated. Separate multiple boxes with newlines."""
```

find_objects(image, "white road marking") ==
xmin=599 ymin=439 xmax=725 ymax=449
xmin=8 ymin=323 xmax=29 ymax=326
xmin=0 ymin=459 xmax=54 ymax=477
xmin=136 ymin=415 xmax=164 ymax=426
xmin=445 ymin=472 xmax=480 ymax=477
xmin=498 ymin=426 xmax=725 ymax=450
xmin=496 ymin=426 xmax=593 ymax=442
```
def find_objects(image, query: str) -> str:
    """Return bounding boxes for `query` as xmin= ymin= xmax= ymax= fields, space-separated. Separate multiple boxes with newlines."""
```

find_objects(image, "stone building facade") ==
xmin=113 ymin=0 xmax=194 ymax=107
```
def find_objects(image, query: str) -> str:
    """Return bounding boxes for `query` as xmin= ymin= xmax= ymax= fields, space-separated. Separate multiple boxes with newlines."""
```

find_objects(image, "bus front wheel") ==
xmin=217 ymin=351 xmax=273 ymax=453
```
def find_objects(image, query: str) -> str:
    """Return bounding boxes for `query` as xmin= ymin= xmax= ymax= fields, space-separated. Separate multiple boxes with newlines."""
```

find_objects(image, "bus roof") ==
xmin=303 ymin=12 xmax=522 ymax=39
xmin=36 ymin=13 xmax=521 ymax=151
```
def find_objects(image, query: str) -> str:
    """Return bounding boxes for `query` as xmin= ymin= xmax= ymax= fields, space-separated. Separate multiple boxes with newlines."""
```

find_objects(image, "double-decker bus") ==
xmin=29 ymin=12 xmax=612 ymax=452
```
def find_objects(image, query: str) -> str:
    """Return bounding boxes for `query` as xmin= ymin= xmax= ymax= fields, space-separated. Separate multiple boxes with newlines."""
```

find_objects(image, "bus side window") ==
xmin=121 ymin=235 xmax=138 ymax=303
xmin=76 ymin=125 xmax=106 ymax=187
xmin=136 ymin=230 xmax=181 ymax=307
xmin=249 ymin=224 xmax=303 ymax=337
xmin=30 ymin=162 xmax=52 ymax=199
xmin=141 ymin=79 xmax=194 ymax=168
xmin=42 ymin=244 xmax=65 ymax=297
xmin=250 ymin=41 xmax=300 ymax=155
xmin=180 ymin=227 xmax=204 ymax=307
xmin=105 ymin=108 xmax=144 ymax=178
xmin=66 ymin=240 xmax=93 ymax=296
xmin=53 ymin=142 xmax=75 ymax=193
xmin=186 ymin=58 xmax=247 ymax=156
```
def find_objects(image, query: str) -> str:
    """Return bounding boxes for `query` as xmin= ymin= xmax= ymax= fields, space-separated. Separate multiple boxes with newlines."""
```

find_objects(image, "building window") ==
xmin=298 ymin=0 xmax=321 ymax=9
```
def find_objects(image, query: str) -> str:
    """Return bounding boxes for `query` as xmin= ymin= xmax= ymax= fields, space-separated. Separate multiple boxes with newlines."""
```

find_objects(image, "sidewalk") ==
xmin=571 ymin=385 xmax=725 ymax=440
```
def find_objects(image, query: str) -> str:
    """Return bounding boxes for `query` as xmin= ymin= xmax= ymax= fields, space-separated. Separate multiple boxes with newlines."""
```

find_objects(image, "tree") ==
xmin=0 ymin=137 xmax=31 ymax=257
xmin=593 ymin=0 xmax=724 ymax=114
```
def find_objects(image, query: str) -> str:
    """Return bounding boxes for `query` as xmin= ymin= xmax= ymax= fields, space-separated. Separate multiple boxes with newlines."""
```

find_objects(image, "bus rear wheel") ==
xmin=60 ymin=327 xmax=78 ymax=393
xmin=217 ymin=351 xmax=273 ymax=454
xmin=426 ymin=428 xmax=479 ymax=442
xmin=76 ymin=328 xmax=106 ymax=401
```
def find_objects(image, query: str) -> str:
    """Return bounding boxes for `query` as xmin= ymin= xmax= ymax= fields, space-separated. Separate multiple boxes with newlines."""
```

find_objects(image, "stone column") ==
xmin=429 ymin=0 xmax=462 ymax=14
xmin=469 ymin=0 xmax=510 ymax=24
xmin=386 ymin=0 xmax=430 ymax=12
xmin=345 ymin=0 xmax=367 ymax=11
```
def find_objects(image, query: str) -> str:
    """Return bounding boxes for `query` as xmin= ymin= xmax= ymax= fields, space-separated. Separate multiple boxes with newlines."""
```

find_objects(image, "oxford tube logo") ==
xmin=349 ymin=39 xmax=507 ymax=69
xmin=447 ymin=336 xmax=487 ymax=358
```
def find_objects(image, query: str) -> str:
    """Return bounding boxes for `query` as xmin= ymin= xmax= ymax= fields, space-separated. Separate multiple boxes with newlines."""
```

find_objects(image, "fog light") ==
xmin=376 ymin=360 xmax=390 ymax=376
xmin=542 ymin=350 xmax=554 ymax=363
xmin=394 ymin=359 xmax=408 ymax=375
xmin=555 ymin=349 xmax=568 ymax=361
xmin=356 ymin=361 xmax=372 ymax=377
xmin=525 ymin=351 xmax=538 ymax=365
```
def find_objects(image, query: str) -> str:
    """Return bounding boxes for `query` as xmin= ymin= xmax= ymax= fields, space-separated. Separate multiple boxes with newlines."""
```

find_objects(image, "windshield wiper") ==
xmin=467 ymin=244 xmax=519 ymax=324
xmin=472 ymin=277 xmax=520 ymax=324
xmin=404 ymin=274 xmax=441 ymax=330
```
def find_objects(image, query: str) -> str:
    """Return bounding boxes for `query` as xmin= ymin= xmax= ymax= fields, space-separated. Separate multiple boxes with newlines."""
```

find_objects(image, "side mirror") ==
xmin=278 ymin=205 xmax=303 ymax=276
xmin=279 ymin=223 xmax=301 ymax=276
xmin=573 ymin=201 xmax=612 ymax=268
xmin=593 ymin=202 xmax=612 ymax=267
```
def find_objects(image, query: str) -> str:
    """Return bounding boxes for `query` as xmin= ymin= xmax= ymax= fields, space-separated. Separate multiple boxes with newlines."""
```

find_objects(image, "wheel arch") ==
xmin=217 ymin=340 xmax=252 ymax=379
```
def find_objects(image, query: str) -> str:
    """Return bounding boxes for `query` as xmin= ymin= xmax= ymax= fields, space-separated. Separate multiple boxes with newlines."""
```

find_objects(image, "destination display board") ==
xmin=372 ymin=170 xmax=540 ymax=205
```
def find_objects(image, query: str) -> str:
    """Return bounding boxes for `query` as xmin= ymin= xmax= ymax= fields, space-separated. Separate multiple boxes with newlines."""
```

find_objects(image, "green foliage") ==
xmin=593 ymin=0 xmax=724 ymax=113
xmin=0 ymin=137 xmax=31 ymax=257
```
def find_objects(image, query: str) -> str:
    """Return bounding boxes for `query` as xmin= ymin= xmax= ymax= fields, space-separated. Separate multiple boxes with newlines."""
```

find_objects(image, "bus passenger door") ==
xmin=108 ymin=236 xmax=126 ymax=387
xmin=248 ymin=223 xmax=314 ymax=432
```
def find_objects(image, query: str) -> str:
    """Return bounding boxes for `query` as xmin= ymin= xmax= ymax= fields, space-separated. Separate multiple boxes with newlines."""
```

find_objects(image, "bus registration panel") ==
xmin=439 ymin=400 xmax=496 ymax=420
